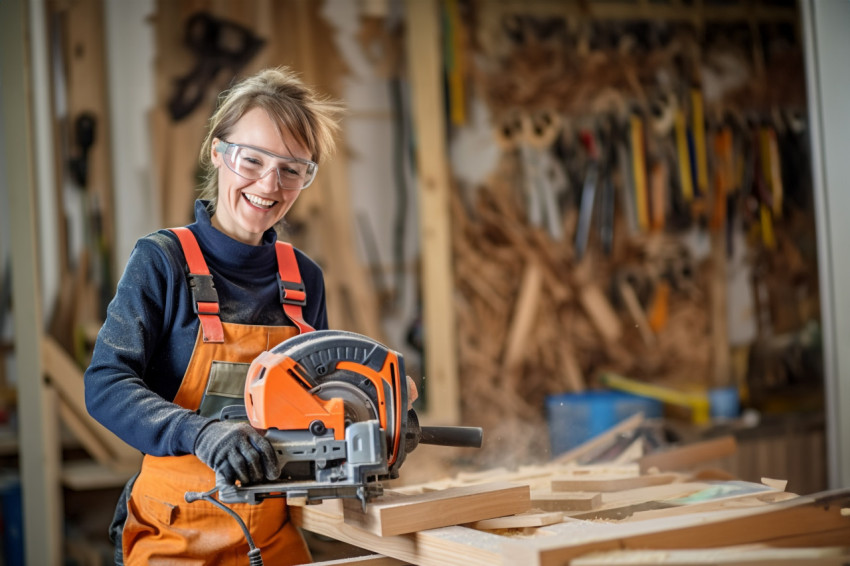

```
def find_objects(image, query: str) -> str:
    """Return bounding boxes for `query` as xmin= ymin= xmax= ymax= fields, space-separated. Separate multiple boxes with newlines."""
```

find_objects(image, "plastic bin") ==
xmin=0 ymin=475 xmax=23 ymax=566
xmin=546 ymin=390 xmax=663 ymax=456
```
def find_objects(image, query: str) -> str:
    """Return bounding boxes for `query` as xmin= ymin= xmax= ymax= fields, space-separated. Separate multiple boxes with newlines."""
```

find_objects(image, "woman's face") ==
xmin=210 ymin=107 xmax=311 ymax=245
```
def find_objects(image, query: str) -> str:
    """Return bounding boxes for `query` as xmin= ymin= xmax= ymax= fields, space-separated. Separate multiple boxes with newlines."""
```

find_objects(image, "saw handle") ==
xmin=405 ymin=409 xmax=483 ymax=451
xmin=418 ymin=425 xmax=483 ymax=448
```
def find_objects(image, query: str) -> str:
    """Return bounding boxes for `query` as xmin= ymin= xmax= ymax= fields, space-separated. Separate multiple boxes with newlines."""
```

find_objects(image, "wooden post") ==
xmin=404 ymin=0 xmax=460 ymax=424
xmin=1 ymin=0 xmax=64 ymax=562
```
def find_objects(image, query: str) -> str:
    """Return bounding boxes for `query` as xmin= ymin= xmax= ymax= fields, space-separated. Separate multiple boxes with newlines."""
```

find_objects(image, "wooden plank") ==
xmin=502 ymin=261 xmax=543 ymax=371
xmin=571 ymin=544 xmax=850 ymax=565
xmin=500 ymin=488 xmax=850 ymax=565
xmin=551 ymin=473 xmax=679 ymax=493
xmin=42 ymin=335 xmax=142 ymax=468
xmin=623 ymin=490 xmax=796 ymax=523
xmin=579 ymin=284 xmax=623 ymax=343
xmin=404 ymin=0 xmax=460 ymax=424
xmin=343 ymin=482 xmax=531 ymax=537
xmin=294 ymin=503 xmax=507 ymax=566
xmin=310 ymin=556 xmax=408 ymax=566
xmin=468 ymin=510 xmax=564 ymax=530
xmin=531 ymin=491 xmax=601 ymax=512
xmin=639 ymin=436 xmax=738 ymax=473
xmin=64 ymin=0 xmax=115 ymax=282
xmin=61 ymin=459 xmax=136 ymax=491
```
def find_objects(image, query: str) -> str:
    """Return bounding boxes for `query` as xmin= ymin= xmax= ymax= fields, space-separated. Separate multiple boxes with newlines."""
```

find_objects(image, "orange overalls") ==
xmin=122 ymin=227 xmax=313 ymax=565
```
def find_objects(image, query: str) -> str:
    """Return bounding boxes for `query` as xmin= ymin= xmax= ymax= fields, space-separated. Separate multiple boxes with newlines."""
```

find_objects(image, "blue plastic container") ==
xmin=546 ymin=390 xmax=663 ymax=456
xmin=0 ymin=475 xmax=23 ymax=566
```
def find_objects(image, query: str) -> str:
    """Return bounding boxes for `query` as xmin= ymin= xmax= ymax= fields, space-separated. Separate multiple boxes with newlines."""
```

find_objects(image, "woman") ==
xmin=85 ymin=67 xmax=341 ymax=564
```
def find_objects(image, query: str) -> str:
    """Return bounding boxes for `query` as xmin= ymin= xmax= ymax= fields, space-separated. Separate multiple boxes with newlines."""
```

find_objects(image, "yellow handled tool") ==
xmin=599 ymin=372 xmax=710 ymax=425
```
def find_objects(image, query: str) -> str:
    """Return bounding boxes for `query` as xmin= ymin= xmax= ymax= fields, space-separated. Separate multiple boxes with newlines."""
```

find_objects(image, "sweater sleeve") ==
xmin=84 ymin=235 xmax=210 ymax=456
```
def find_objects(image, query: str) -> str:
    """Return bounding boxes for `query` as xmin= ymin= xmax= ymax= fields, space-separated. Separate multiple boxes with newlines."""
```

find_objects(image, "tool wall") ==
xmin=441 ymin=1 xmax=821 ymax=468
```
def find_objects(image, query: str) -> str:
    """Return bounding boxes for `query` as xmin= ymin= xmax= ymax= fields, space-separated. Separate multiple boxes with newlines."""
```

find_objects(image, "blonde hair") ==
xmin=198 ymin=67 xmax=343 ymax=208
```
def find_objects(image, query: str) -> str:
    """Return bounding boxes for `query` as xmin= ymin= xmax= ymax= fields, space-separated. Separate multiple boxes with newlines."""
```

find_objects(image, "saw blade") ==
xmin=310 ymin=381 xmax=378 ymax=425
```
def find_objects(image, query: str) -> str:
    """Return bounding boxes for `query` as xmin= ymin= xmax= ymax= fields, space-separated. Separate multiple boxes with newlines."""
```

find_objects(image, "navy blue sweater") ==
xmin=84 ymin=200 xmax=328 ymax=457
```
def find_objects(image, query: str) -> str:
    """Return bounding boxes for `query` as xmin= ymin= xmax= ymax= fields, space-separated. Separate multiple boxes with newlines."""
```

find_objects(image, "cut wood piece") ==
xmin=343 ymin=482 xmax=531 ymax=537
xmin=623 ymin=489 xmax=790 ymax=523
xmin=531 ymin=491 xmax=601 ymax=512
xmin=553 ymin=413 xmax=645 ymax=465
xmin=551 ymin=473 xmax=679 ymax=493
xmin=501 ymin=488 xmax=850 ymax=564
xmin=638 ymin=436 xmax=738 ymax=473
xmin=579 ymin=284 xmax=622 ymax=343
xmin=467 ymin=510 xmax=564 ymax=530
xmin=761 ymin=477 xmax=788 ymax=491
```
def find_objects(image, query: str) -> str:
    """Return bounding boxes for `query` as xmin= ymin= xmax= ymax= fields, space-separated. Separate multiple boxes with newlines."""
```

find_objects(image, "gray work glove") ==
xmin=194 ymin=421 xmax=279 ymax=486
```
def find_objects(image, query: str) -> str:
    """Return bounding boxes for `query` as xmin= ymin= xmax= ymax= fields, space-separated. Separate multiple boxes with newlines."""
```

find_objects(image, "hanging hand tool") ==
xmin=598 ymin=116 xmax=621 ymax=255
xmin=674 ymin=107 xmax=695 ymax=203
xmin=574 ymin=128 xmax=599 ymax=259
xmin=168 ymin=12 xmax=265 ymax=121
xmin=519 ymin=109 xmax=567 ymax=240
xmin=629 ymin=114 xmax=650 ymax=232
xmin=691 ymin=88 xmax=709 ymax=197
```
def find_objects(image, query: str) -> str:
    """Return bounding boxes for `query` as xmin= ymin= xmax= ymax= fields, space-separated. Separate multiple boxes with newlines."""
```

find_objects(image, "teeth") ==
xmin=245 ymin=194 xmax=275 ymax=208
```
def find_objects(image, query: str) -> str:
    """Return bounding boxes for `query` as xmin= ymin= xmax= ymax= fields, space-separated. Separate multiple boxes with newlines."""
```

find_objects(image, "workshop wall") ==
xmin=444 ymin=1 xmax=822 ymax=468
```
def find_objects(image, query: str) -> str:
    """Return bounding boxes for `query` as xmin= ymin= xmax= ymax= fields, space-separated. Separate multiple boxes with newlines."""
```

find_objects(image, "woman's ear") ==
xmin=210 ymin=139 xmax=221 ymax=167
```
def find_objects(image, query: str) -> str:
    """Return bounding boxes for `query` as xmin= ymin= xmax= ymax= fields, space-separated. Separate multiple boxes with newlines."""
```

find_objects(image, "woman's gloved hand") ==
xmin=194 ymin=421 xmax=279 ymax=486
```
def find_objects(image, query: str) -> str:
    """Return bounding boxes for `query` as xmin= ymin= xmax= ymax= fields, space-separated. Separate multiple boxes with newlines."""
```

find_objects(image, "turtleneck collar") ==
xmin=187 ymin=200 xmax=279 ymax=276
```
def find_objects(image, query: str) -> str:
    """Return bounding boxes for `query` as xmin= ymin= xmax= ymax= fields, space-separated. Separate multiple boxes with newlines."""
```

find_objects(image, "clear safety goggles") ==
xmin=216 ymin=140 xmax=318 ymax=190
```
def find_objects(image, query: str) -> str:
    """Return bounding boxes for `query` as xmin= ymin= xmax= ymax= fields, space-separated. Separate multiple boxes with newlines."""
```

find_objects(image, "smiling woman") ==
xmin=84 ymin=66 xmax=343 ymax=565
xmin=196 ymin=68 xmax=342 ymax=245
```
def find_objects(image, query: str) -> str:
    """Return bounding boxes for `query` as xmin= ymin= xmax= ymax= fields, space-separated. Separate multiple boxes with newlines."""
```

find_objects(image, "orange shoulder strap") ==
xmin=169 ymin=227 xmax=224 ymax=343
xmin=275 ymin=241 xmax=314 ymax=335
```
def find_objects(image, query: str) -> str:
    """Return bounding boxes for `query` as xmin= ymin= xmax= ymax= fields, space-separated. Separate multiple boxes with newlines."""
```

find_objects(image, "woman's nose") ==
xmin=257 ymin=167 xmax=281 ymax=190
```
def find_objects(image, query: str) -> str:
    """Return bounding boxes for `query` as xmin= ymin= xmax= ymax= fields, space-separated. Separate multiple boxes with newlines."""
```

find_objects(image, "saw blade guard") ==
xmin=244 ymin=330 xmax=411 ymax=477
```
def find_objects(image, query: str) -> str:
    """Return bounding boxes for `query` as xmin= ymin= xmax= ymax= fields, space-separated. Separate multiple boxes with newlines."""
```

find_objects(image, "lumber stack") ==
xmin=453 ymin=180 xmax=714 ymax=465
xmin=293 ymin=417 xmax=850 ymax=565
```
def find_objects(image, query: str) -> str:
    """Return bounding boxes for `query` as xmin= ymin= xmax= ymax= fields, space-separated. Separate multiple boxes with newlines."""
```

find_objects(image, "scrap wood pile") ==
xmin=294 ymin=415 xmax=850 ymax=566
xmin=449 ymin=4 xmax=821 ymax=464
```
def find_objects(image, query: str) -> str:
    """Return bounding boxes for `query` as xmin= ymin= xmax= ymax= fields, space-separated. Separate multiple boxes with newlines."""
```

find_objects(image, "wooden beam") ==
xmin=404 ymin=0 xmax=460 ymax=424
xmin=553 ymin=412 xmax=645 ymax=465
xmin=42 ymin=335 xmax=143 ymax=469
xmin=531 ymin=491 xmax=601 ymax=512
xmin=551 ymin=473 xmax=680 ymax=493
xmin=638 ymin=436 xmax=738 ymax=473
xmin=310 ymin=556 xmax=408 ymax=566
xmin=343 ymin=482 xmax=531 ymax=537
xmin=1 ymin=0 xmax=64 ymax=561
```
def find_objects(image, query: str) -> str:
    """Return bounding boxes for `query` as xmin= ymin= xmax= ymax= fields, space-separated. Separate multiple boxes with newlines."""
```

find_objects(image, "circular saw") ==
xmin=213 ymin=329 xmax=483 ymax=508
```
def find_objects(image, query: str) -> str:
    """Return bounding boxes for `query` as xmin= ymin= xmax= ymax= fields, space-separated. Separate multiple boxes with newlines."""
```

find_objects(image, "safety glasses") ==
xmin=216 ymin=140 xmax=318 ymax=190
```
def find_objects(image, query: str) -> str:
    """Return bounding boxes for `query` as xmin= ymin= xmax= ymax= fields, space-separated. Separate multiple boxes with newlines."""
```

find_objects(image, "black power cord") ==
xmin=185 ymin=487 xmax=263 ymax=566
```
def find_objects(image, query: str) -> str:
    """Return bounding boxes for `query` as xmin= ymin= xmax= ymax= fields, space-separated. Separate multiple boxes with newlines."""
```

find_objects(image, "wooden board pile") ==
xmin=452 ymin=180 xmax=714 ymax=465
xmin=293 ymin=416 xmax=850 ymax=565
